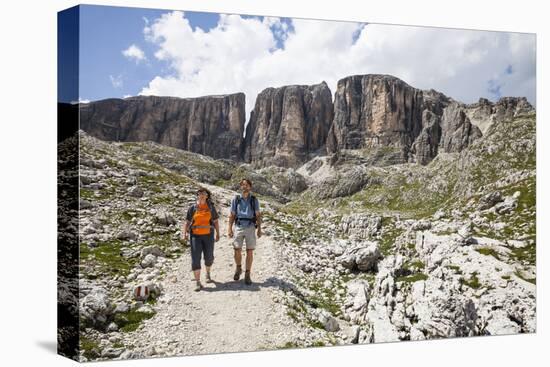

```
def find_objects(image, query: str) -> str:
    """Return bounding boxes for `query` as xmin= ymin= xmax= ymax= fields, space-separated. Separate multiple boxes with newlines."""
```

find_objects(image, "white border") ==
xmin=1 ymin=1 xmax=546 ymax=366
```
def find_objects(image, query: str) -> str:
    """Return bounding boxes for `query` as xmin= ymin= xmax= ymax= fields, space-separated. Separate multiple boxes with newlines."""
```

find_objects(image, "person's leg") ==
xmin=245 ymin=249 xmax=254 ymax=272
xmin=204 ymin=233 xmax=215 ymax=283
xmin=190 ymin=234 xmax=203 ymax=291
xmin=233 ymin=226 xmax=244 ymax=280
xmin=244 ymin=226 xmax=257 ymax=285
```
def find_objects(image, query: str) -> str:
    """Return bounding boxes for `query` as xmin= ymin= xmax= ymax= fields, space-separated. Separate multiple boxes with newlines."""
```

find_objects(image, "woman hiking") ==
xmin=182 ymin=187 xmax=220 ymax=291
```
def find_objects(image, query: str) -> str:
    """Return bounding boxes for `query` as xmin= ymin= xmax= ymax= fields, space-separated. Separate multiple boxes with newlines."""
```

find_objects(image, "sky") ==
xmin=77 ymin=4 xmax=536 ymax=119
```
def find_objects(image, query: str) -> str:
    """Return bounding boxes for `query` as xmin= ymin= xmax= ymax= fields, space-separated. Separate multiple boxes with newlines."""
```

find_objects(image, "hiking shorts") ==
xmin=233 ymin=225 xmax=257 ymax=250
xmin=190 ymin=232 xmax=215 ymax=271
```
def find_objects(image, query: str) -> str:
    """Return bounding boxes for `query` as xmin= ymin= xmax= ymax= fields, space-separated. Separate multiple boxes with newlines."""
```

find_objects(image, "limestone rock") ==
xmin=244 ymin=82 xmax=333 ymax=168
xmin=80 ymin=94 xmax=246 ymax=161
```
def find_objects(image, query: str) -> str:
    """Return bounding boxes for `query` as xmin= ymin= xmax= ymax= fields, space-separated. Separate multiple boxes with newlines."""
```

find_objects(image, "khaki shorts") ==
xmin=233 ymin=225 xmax=257 ymax=250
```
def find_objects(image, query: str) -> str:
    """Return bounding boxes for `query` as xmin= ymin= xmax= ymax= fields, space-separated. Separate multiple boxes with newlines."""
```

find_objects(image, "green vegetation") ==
xmin=396 ymin=273 xmax=428 ymax=283
xmin=446 ymin=264 xmax=463 ymax=275
xmin=278 ymin=341 xmax=300 ymax=349
xmin=80 ymin=240 xmax=137 ymax=277
xmin=114 ymin=309 xmax=156 ymax=332
xmin=80 ymin=336 xmax=100 ymax=360
xmin=460 ymin=272 xmax=481 ymax=289
xmin=514 ymin=270 xmax=536 ymax=285
xmin=475 ymin=247 xmax=501 ymax=260
xmin=379 ymin=219 xmax=404 ymax=256
xmin=509 ymin=243 xmax=536 ymax=266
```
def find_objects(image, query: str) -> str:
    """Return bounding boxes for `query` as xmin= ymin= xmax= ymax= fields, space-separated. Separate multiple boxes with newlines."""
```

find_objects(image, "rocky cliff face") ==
xmin=80 ymin=94 xmax=246 ymax=160
xmin=243 ymin=82 xmax=333 ymax=168
xmin=463 ymin=97 xmax=534 ymax=134
xmin=326 ymin=74 xmax=533 ymax=165
xmin=326 ymin=74 xmax=425 ymax=161
xmin=80 ymin=76 xmax=534 ymax=169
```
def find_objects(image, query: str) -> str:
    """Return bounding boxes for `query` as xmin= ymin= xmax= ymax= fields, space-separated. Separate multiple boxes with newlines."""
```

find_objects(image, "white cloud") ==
xmin=109 ymin=74 xmax=123 ymax=89
xmin=139 ymin=11 xmax=536 ymax=122
xmin=70 ymin=98 xmax=90 ymax=104
xmin=122 ymin=44 xmax=146 ymax=63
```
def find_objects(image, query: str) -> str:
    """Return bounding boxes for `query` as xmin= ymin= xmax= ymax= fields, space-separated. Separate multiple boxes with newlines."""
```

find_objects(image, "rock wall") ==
xmin=80 ymin=94 xmax=246 ymax=160
xmin=326 ymin=74 xmax=533 ymax=165
xmin=243 ymin=82 xmax=333 ymax=168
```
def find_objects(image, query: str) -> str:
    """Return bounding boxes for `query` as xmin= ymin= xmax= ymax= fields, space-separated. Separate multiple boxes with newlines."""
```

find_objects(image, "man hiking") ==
xmin=228 ymin=178 xmax=262 ymax=285
xmin=182 ymin=187 xmax=220 ymax=291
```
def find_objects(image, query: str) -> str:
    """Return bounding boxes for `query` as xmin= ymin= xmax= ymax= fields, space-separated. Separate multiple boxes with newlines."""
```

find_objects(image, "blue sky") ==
xmin=79 ymin=5 xmax=218 ymax=101
xmin=78 ymin=5 xmax=292 ymax=102
xmin=73 ymin=4 xmax=536 ymax=113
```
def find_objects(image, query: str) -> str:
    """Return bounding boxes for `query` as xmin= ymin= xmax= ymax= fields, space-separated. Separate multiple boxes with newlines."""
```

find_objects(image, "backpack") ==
xmin=234 ymin=194 xmax=258 ymax=228
xmin=189 ymin=199 xmax=216 ymax=235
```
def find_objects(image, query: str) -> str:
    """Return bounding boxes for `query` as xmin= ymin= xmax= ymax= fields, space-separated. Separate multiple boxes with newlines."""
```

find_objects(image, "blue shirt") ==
xmin=231 ymin=194 xmax=260 ymax=228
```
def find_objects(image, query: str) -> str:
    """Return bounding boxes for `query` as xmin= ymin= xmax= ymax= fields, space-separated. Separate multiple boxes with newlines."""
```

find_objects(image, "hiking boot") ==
xmin=233 ymin=266 xmax=242 ymax=281
xmin=194 ymin=280 xmax=202 ymax=292
xmin=206 ymin=272 xmax=213 ymax=283
xmin=244 ymin=270 xmax=252 ymax=285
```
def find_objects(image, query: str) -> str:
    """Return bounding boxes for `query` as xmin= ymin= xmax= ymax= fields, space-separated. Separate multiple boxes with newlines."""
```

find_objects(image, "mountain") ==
xmin=79 ymin=75 xmax=534 ymax=170
xmin=243 ymin=82 xmax=333 ymax=168
xmin=326 ymin=74 xmax=533 ymax=165
xmin=79 ymin=94 xmax=246 ymax=160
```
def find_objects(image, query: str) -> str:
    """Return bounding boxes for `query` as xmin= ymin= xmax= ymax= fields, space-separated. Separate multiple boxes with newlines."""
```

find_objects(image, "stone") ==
xmin=339 ymin=241 xmax=381 ymax=271
xmin=478 ymin=191 xmax=503 ymax=210
xmin=107 ymin=322 xmax=119 ymax=332
xmin=80 ymin=199 xmax=93 ymax=209
xmin=155 ymin=211 xmax=177 ymax=226
xmin=127 ymin=186 xmax=143 ymax=198
xmin=80 ymin=287 xmax=113 ymax=329
xmin=318 ymin=310 xmax=340 ymax=332
xmin=141 ymin=254 xmax=157 ymax=268
xmin=141 ymin=246 xmax=165 ymax=258
xmin=117 ymin=229 xmax=138 ymax=241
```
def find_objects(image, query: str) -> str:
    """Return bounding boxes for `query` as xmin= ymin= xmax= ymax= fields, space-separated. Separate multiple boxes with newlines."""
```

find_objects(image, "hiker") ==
xmin=182 ymin=187 xmax=220 ymax=291
xmin=228 ymin=178 xmax=262 ymax=285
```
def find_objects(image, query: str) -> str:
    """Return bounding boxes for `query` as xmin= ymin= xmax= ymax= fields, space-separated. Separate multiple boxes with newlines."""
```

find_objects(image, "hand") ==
xmin=228 ymin=228 xmax=234 ymax=238
xmin=215 ymin=232 xmax=220 ymax=242
xmin=257 ymin=228 xmax=262 ymax=238
xmin=180 ymin=231 xmax=188 ymax=241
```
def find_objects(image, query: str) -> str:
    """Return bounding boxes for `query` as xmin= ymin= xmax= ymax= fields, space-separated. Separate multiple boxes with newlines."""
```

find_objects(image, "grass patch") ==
xmin=80 ymin=239 xmax=137 ymax=277
xmin=446 ymin=264 xmax=463 ymax=275
xmin=509 ymin=243 xmax=536 ymax=266
xmin=396 ymin=273 xmax=428 ymax=283
xmin=80 ymin=335 xmax=100 ymax=360
xmin=114 ymin=309 xmax=156 ymax=332
xmin=514 ymin=270 xmax=536 ymax=285
xmin=460 ymin=272 xmax=481 ymax=289
xmin=475 ymin=247 xmax=501 ymax=260
xmin=278 ymin=341 xmax=299 ymax=349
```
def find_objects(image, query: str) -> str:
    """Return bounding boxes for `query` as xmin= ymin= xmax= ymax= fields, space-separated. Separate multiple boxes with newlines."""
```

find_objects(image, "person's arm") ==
xmin=210 ymin=205 xmax=221 ymax=241
xmin=182 ymin=220 xmax=190 ymax=240
xmin=228 ymin=198 xmax=236 ymax=237
xmin=255 ymin=199 xmax=262 ymax=237
xmin=213 ymin=219 xmax=220 ymax=241
xmin=182 ymin=207 xmax=192 ymax=240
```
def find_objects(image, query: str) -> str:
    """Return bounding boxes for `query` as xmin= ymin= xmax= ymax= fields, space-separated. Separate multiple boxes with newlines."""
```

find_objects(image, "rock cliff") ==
xmin=326 ymin=74 xmax=533 ymax=165
xmin=243 ymin=82 xmax=333 ymax=168
xmin=80 ymin=94 xmax=246 ymax=160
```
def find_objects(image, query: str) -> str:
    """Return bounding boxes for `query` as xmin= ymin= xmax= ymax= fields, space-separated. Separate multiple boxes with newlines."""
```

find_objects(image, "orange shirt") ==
xmin=191 ymin=203 xmax=212 ymax=235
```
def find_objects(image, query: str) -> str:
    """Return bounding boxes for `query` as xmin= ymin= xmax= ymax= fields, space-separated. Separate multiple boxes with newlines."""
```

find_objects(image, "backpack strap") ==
xmin=235 ymin=194 xmax=257 ymax=227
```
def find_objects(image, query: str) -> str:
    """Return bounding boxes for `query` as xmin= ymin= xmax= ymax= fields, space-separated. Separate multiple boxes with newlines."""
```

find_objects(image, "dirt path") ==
xmin=119 ymin=186 xmax=303 ymax=357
